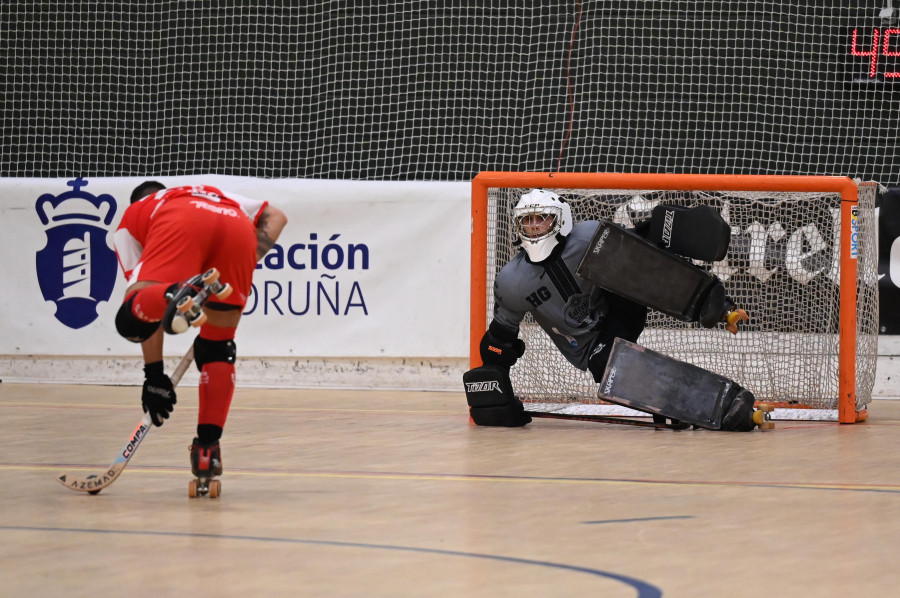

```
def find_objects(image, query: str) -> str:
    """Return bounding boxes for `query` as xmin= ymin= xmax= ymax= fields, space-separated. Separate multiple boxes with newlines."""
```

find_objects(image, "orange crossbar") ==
xmin=470 ymin=172 xmax=861 ymax=423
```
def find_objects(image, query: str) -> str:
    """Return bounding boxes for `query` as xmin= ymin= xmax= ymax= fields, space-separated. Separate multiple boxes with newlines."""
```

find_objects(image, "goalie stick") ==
xmin=525 ymin=410 xmax=691 ymax=430
xmin=56 ymin=347 xmax=194 ymax=494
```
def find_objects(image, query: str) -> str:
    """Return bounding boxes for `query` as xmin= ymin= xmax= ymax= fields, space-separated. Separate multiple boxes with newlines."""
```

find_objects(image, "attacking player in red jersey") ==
xmin=114 ymin=181 xmax=288 ymax=493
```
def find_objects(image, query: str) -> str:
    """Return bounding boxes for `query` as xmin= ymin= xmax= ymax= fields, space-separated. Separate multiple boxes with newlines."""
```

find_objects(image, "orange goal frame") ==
xmin=471 ymin=172 xmax=865 ymax=424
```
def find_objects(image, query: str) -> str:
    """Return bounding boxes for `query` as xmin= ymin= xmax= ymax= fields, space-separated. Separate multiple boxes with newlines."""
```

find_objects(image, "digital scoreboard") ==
xmin=851 ymin=27 xmax=900 ymax=80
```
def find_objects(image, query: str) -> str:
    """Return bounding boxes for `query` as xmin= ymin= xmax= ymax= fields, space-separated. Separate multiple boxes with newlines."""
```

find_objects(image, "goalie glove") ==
xmin=479 ymin=322 xmax=526 ymax=368
xmin=463 ymin=365 xmax=531 ymax=427
xmin=142 ymin=361 xmax=177 ymax=426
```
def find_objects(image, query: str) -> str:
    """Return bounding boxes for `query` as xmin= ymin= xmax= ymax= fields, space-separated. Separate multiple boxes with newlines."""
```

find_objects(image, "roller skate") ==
xmin=721 ymin=297 xmax=749 ymax=335
xmin=721 ymin=389 xmax=775 ymax=431
xmin=188 ymin=438 xmax=223 ymax=498
xmin=162 ymin=268 xmax=233 ymax=334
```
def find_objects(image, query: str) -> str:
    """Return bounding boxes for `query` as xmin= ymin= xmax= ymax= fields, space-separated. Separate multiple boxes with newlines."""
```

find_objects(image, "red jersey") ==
xmin=115 ymin=185 xmax=267 ymax=280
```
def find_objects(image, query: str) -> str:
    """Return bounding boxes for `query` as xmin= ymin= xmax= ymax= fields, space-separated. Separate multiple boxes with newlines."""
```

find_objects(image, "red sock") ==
xmin=198 ymin=324 xmax=237 ymax=429
xmin=128 ymin=283 xmax=172 ymax=322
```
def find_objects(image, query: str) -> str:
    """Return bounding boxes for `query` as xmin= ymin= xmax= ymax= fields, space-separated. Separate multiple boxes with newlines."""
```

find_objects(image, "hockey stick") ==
xmin=525 ymin=410 xmax=691 ymax=430
xmin=56 ymin=347 xmax=194 ymax=494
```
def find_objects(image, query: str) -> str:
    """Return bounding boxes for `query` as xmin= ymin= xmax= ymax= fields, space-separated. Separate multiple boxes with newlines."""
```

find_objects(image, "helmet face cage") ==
xmin=514 ymin=206 xmax=562 ymax=242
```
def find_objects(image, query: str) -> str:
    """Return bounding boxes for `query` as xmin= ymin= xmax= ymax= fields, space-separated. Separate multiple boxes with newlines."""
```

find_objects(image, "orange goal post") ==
xmin=471 ymin=172 xmax=879 ymax=424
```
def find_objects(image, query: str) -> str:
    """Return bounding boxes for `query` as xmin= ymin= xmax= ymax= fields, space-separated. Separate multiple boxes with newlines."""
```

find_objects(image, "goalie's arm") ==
xmin=479 ymin=320 xmax=525 ymax=368
xmin=467 ymin=322 xmax=529 ymax=426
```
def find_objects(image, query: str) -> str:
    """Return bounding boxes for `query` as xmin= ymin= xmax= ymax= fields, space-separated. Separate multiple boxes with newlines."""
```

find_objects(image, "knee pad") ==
xmin=115 ymin=295 xmax=160 ymax=343
xmin=193 ymin=336 xmax=237 ymax=371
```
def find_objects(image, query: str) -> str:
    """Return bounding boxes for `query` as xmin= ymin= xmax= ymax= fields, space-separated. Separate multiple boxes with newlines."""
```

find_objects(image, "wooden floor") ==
xmin=2 ymin=383 xmax=900 ymax=597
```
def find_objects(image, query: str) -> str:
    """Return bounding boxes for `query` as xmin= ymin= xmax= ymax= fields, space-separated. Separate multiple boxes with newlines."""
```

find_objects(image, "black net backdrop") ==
xmin=2 ymin=1 xmax=897 ymax=182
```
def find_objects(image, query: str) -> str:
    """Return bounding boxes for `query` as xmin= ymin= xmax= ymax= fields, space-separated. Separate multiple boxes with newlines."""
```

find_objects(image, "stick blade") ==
xmin=57 ymin=464 xmax=126 ymax=494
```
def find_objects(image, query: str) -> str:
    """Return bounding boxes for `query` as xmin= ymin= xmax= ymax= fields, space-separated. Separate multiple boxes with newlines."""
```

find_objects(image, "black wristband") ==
xmin=143 ymin=361 xmax=165 ymax=378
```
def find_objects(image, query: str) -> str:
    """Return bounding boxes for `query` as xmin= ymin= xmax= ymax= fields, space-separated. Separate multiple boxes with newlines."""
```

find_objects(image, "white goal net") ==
xmin=475 ymin=175 xmax=878 ymax=421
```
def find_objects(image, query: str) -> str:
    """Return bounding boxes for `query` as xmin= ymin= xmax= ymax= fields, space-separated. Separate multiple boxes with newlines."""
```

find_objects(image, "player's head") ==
xmin=130 ymin=181 xmax=166 ymax=204
xmin=513 ymin=189 xmax=572 ymax=262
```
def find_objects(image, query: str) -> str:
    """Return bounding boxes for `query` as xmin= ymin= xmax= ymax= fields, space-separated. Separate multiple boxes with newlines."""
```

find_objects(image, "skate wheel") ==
xmin=188 ymin=479 xmax=199 ymax=498
xmin=202 ymin=268 xmax=220 ymax=285
xmin=209 ymin=479 xmax=221 ymax=499
xmin=88 ymin=489 xmax=101 ymax=495
xmin=177 ymin=296 xmax=195 ymax=313
xmin=725 ymin=322 xmax=739 ymax=334
xmin=757 ymin=403 xmax=774 ymax=413
xmin=191 ymin=312 xmax=208 ymax=328
xmin=726 ymin=309 xmax=749 ymax=326
xmin=214 ymin=282 xmax=233 ymax=300
xmin=170 ymin=316 xmax=190 ymax=335
xmin=752 ymin=408 xmax=775 ymax=430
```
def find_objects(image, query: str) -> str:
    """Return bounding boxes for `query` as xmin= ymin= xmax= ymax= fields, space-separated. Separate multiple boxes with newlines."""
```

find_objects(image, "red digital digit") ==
xmin=851 ymin=28 xmax=880 ymax=78
xmin=883 ymin=28 xmax=900 ymax=78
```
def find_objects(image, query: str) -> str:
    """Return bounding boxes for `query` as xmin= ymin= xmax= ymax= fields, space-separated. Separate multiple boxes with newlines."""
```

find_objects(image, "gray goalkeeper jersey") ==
xmin=492 ymin=220 xmax=608 ymax=371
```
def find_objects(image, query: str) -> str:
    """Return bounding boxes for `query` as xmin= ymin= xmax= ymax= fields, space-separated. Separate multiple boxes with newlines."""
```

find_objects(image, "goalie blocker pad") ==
xmin=576 ymin=220 xmax=726 ymax=327
xmin=598 ymin=338 xmax=756 ymax=431
xmin=463 ymin=365 xmax=531 ymax=427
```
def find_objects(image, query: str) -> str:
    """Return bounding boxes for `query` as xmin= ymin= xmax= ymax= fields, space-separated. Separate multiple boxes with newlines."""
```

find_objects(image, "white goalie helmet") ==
xmin=513 ymin=189 xmax=573 ymax=262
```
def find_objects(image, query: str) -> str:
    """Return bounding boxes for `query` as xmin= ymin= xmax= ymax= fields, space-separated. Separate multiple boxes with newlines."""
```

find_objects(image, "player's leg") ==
xmin=115 ymin=281 xmax=170 ymax=342
xmin=191 ymin=314 xmax=240 ymax=478
xmin=576 ymin=220 xmax=746 ymax=331
xmin=587 ymin=293 xmax=648 ymax=382
xmin=598 ymin=338 xmax=763 ymax=431
xmin=188 ymin=211 xmax=257 ymax=477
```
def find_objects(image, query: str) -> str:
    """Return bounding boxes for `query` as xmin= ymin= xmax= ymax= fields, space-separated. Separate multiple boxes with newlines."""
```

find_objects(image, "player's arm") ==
xmin=255 ymin=204 xmax=288 ymax=262
xmin=464 ymin=277 xmax=531 ymax=427
xmin=479 ymin=320 xmax=526 ymax=368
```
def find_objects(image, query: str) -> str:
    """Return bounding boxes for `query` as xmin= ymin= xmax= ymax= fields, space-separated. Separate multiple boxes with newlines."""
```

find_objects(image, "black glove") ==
xmin=142 ymin=361 xmax=177 ymax=426
xmin=479 ymin=322 xmax=526 ymax=368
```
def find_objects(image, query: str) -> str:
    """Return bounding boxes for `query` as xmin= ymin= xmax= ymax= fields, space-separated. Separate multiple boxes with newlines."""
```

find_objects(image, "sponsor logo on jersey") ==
xmin=563 ymin=294 xmax=594 ymax=330
xmin=466 ymin=380 xmax=501 ymax=392
xmin=34 ymin=178 xmax=118 ymax=329
xmin=189 ymin=199 xmax=240 ymax=218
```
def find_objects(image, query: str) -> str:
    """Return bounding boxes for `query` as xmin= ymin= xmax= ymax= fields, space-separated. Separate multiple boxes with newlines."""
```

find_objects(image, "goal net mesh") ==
xmin=483 ymin=184 xmax=879 ymax=412
xmin=0 ymin=3 xmax=896 ymax=183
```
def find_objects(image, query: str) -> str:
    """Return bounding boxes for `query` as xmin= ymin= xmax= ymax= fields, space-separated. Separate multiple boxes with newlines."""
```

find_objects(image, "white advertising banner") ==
xmin=0 ymin=176 xmax=470 ymax=359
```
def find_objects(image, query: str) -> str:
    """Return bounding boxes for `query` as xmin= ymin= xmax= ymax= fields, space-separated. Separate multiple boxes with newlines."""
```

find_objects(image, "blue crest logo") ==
xmin=35 ymin=178 xmax=119 ymax=329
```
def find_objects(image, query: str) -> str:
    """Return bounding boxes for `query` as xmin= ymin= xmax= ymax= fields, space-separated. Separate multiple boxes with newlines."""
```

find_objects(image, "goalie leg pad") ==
xmin=598 ymin=338 xmax=752 ymax=431
xmin=647 ymin=204 xmax=731 ymax=262
xmin=576 ymin=220 xmax=719 ymax=323
xmin=463 ymin=365 xmax=531 ymax=427
xmin=697 ymin=280 xmax=726 ymax=329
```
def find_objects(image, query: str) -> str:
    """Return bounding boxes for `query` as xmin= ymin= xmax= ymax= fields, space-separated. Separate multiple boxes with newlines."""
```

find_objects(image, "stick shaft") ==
xmin=525 ymin=410 xmax=675 ymax=429
xmin=57 ymin=346 xmax=195 ymax=493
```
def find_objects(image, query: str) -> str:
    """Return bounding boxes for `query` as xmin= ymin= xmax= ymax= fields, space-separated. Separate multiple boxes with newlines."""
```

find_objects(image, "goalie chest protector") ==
xmin=598 ymin=338 xmax=741 ymax=430
xmin=575 ymin=220 xmax=718 ymax=322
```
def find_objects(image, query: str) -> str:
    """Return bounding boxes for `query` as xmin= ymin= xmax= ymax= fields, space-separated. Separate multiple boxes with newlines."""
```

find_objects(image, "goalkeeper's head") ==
xmin=513 ymin=189 xmax=572 ymax=262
